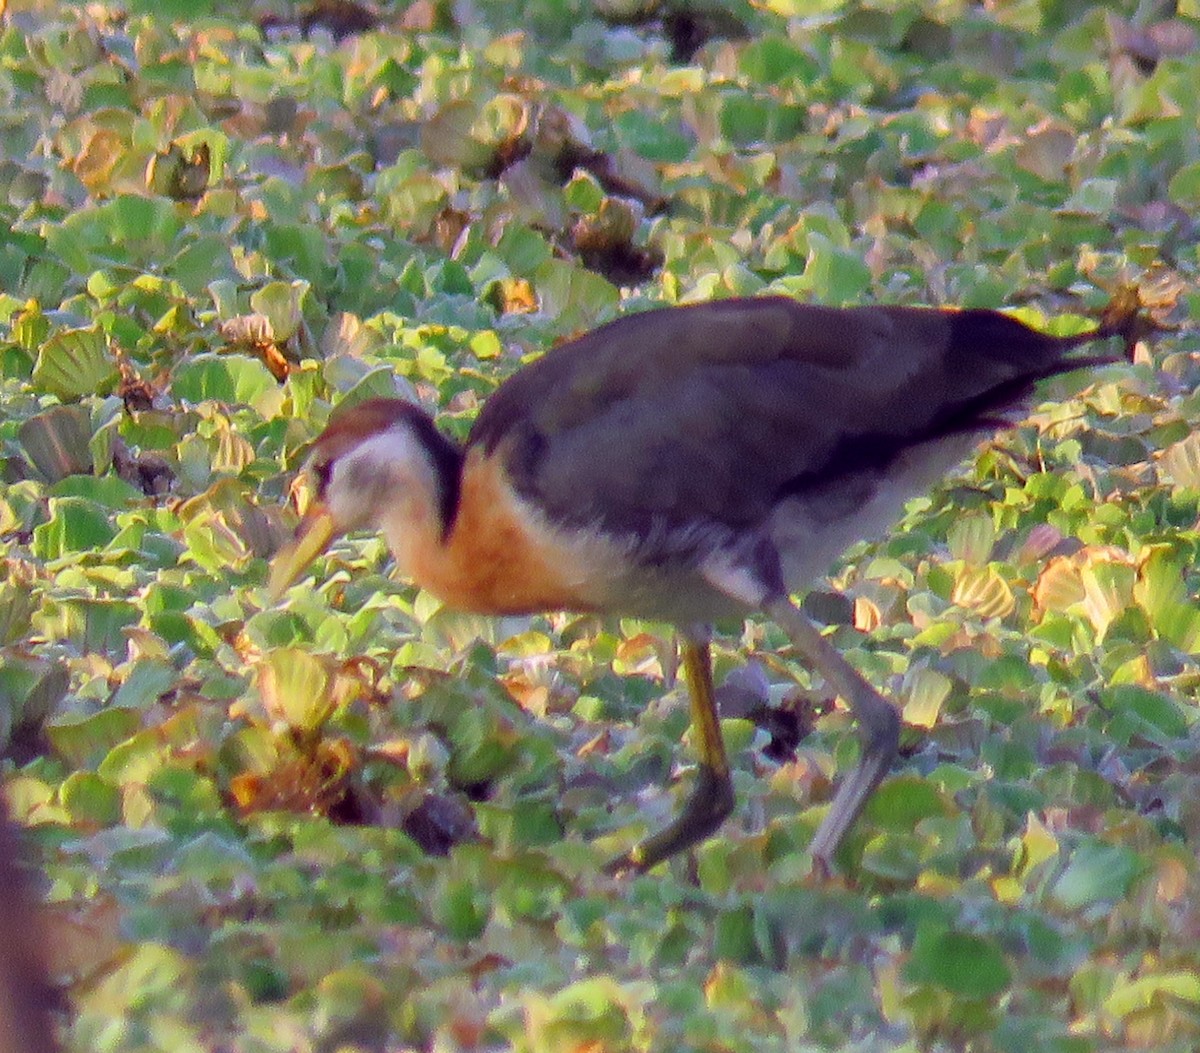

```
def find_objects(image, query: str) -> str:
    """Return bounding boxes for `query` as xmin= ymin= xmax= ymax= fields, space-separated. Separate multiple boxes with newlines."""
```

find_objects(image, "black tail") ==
xmin=949 ymin=304 xmax=1134 ymax=374
xmin=938 ymin=291 xmax=1152 ymax=441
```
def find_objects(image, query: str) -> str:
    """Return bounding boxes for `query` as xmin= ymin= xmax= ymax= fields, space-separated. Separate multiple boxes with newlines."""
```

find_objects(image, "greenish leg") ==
xmin=604 ymin=633 xmax=735 ymax=875
xmin=766 ymin=598 xmax=900 ymax=872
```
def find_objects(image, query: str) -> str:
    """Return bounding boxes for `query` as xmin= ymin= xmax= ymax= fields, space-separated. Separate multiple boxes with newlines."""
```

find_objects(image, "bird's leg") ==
xmin=605 ymin=628 xmax=735 ymax=875
xmin=765 ymin=598 xmax=900 ymax=872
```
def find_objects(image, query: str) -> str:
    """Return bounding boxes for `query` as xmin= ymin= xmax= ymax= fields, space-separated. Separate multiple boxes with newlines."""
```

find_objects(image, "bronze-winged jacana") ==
xmin=269 ymin=296 xmax=1128 ymax=874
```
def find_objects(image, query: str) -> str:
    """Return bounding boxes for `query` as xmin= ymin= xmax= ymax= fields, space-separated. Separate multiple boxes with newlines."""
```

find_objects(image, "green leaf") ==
xmin=759 ymin=0 xmax=849 ymax=14
xmin=107 ymin=194 xmax=185 ymax=246
xmin=469 ymin=330 xmax=502 ymax=360
xmin=713 ymin=904 xmax=758 ymax=963
xmin=172 ymin=353 xmax=278 ymax=406
xmin=1051 ymin=841 xmax=1147 ymax=910
xmin=614 ymin=110 xmax=693 ymax=163
xmin=1167 ymin=160 xmax=1200 ymax=209
xmin=803 ymin=233 xmax=872 ymax=303
xmin=0 ymin=582 xmax=37 ymax=646
xmin=1104 ymin=970 xmax=1200 ymax=1020
xmin=125 ymin=0 xmax=215 ymax=14
xmin=61 ymin=770 xmax=122 ymax=825
xmin=36 ymin=597 xmax=139 ymax=652
xmin=171 ymin=234 xmax=234 ymax=295
xmin=495 ymin=224 xmax=552 ymax=274
xmin=9 ymin=300 xmax=49 ymax=351
xmin=51 ymin=474 xmax=144 ymax=508
xmin=1130 ymin=549 xmax=1200 ymax=651
xmin=905 ymin=926 xmax=1011 ymax=999
xmin=47 ymin=707 xmax=144 ymax=768
xmin=421 ymin=100 xmax=496 ymax=170
xmin=171 ymin=832 xmax=255 ymax=882
xmin=0 ymin=345 xmax=31 ymax=379
xmin=0 ymin=655 xmax=68 ymax=746
xmin=534 ymin=976 xmax=637 ymax=1047
xmin=952 ymin=565 xmax=1015 ymax=619
xmin=1060 ymin=179 xmax=1119 ymax=216
xmin=31 ymin=326 xmax=117 ymax=400
xmin=532 ymin=258 xmax=619 ymax=331
xmin=1079 ymin=556 xmax=1135 ymax=637
xmin=48 ymin=196 xmax=186 ymax=271
xmin=1104 ymin=685 xmax=1189 ymax=740
xmin=434 ymin=877 xmax=490 ymax=941
xmin=947 ymin=513 xmax=995 ymax=565
xmin=111 ymin=659 xmax=178 ymax=711
xmin=262 ymin=224 xmax=331 ymax=286
xmin=32 ymin=496 xmax=120 ymax=559
xmin=91 ymin=942 xmax=191 ymax=1006
xmin=863 ymin=775 xmax=949 ymax=829
xmin=859 ymin=832 xmax=922 ymax=882
xmin=249 ymin=280 xmax=309 ymax=343
xmin=563 ymin=171 xmax=605 ymax=212
xmin=18 ymin=404 xmax=94 ymax=481
xmin=446 ymin=706 xmax=520 ymax=788
xmin=739 ymin=36 xmax=817 ymax=84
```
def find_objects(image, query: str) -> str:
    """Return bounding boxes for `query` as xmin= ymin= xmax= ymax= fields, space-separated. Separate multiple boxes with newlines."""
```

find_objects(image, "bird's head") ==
xmin=268 ymin=398 xmax=463 ymax=601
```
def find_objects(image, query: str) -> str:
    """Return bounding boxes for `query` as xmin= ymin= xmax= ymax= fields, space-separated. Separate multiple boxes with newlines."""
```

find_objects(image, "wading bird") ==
xmin=270 ymin=297 xmax=1128 ymax=874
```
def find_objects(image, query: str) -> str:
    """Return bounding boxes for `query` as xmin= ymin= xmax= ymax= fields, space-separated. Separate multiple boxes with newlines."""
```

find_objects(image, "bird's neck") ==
xmin=393 ymin=446 xmax=616 ymax=616
xmin=365 ymin=424 xmax=464 ymax=570
xmin=392 ymin=410 xmax=464 ymax=536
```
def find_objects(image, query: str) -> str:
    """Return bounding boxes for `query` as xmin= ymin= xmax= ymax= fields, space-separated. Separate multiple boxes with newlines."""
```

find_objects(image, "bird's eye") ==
xmin=313 ymin=459 xmax=333 ymax=497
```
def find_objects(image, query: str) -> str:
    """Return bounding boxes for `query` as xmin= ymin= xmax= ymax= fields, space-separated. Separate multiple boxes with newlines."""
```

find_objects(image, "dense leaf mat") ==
xmin=1 ymin=0 xmax=1199 ymax=1049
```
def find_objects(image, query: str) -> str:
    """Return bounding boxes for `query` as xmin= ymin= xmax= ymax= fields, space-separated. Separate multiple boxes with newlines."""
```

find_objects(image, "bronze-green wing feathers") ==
xmin=469 ymin=298 xmax=1117 ymax=542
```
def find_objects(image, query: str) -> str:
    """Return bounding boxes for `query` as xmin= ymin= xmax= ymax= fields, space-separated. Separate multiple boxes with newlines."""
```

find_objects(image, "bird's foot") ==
xmin=603 ymin=763 xmax=735 ymax=876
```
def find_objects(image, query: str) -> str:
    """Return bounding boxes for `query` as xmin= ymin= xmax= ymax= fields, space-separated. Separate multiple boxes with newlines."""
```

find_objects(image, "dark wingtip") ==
xmin=949 ymin=308 xmax=1065 ymax=364
xmin=947 ymin=307 xmax=1120 ymax=371
xmin=956 ymin=288 xmax=1155 ymax=368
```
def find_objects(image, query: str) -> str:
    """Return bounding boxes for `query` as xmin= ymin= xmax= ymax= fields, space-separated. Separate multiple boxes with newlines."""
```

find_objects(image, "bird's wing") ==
xmin=468 ymin=297 xmax=1110 ymax=541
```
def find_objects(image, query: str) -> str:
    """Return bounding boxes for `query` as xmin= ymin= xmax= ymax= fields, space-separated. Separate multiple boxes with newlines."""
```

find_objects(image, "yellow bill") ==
xmin=268 ymin=504 xmax=337 ymax=602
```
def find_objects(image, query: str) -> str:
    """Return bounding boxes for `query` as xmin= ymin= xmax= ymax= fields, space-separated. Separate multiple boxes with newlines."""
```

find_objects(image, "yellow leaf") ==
xmin=1079 ymin=551 xmax=1136 ymax=636
xmin=1158 ymin=431 xmax=1200 ymax=490
xmin=1017 ymin=812 xmax=1059 ymax=878
xmin=853 ymin=595 xmax=881 ymax=632
xmin=903 ymin=667 xmax=952 ymax=729
xmin=1032 ymin=555 xmax=1085 ymax=613
xmin=952 ymin=565 xmax=1014 ymax=619
xmin=257 ymin=648 xmax=334 ymax=734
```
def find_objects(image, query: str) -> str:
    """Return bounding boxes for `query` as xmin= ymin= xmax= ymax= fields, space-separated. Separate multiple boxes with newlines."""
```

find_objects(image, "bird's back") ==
xmin=470 ymin=298 xmax=1113 ymax=560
